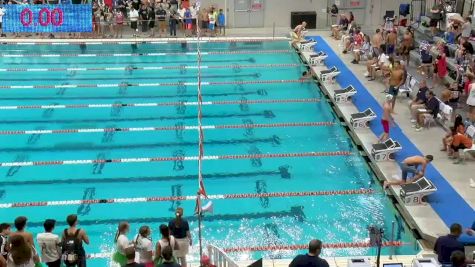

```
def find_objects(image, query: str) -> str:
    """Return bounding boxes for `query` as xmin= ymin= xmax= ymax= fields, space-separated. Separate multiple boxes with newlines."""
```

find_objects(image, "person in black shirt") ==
xmin=434 ymin=223 xmax=464 ymax=264
xmin=168 ymin=208 xmax=191 ymax=267
xmin=289 ymin=239 xmax=329 ymax=267
xmin=140 ymin=5 xmax=149 ymax=32
xmin=156 ymin=5 xmax=167 ymax=37
xmin=116 ymin=0 xmax=127 ymax=18
xmin=148 ymin=6 xmax=156 ymax=37
xmin=414 ymin=90 xmax=440 ymax=131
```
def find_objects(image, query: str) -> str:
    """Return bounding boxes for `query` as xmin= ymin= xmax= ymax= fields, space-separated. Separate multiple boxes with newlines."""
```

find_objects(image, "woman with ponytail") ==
xmin=168 ymin=208 xmax=190 ymax=267
xmin=154 ymin=225 xmax=177 ymax=266
xmin=112 ymin=221 xmax=130 ymax=267
xmin=134 ymin=226 xmax=153 ymax=267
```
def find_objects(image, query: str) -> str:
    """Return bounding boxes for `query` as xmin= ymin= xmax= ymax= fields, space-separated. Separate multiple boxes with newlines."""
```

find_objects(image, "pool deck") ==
xmin=1 ymin=31 xmax=474 ymax=265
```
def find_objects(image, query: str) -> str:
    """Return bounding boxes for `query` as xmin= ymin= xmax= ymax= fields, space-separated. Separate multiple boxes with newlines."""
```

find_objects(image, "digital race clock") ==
xmin=3 ymin=4 xmax=92 ymax=33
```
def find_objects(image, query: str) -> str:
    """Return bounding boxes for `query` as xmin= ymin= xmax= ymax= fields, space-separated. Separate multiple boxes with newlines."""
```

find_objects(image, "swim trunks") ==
xmin=389 ymin=85 xmax=399 ymax=96
xmin=381 ymin=119 xmax=390 ymax=133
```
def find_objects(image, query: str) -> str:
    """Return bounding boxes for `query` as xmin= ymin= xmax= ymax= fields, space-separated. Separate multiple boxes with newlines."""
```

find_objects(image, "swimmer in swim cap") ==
xmin=378 ymin=94 xmax=394 ymax=143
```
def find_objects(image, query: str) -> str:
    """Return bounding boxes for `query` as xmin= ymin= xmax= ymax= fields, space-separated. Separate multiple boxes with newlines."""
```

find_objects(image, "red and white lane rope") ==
xmin=0 ymin=63 xmax=300 ymax=73
xmin=0 ymin=151 xmax=352 ymax=167
xmin=84 ymin=240 xmax=402 ymax=259
xmin=222 ymin=241 xmax=405 ymax=253
xmin=0 ymin=189 xmax=374 ymax=209
xmin=0 ymin=121 xmax=336 ymax=136
xmin=0 ymin=98 xmax=321 ymax=111
xmin=0 ymin=79 xmax=309 ymax=90
xmin=0 ymin=50 xmax=292 ymax=58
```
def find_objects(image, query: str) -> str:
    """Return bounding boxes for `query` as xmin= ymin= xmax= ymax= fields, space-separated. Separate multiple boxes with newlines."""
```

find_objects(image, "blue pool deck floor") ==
xmin=306 ymin=35 xmax=474 ymax=244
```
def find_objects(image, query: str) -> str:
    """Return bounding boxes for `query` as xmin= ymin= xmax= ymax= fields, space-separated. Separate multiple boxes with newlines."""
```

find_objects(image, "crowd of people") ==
xmin=0 ymin=0 xmax=226 ymax=38
xmin=0 ymin=208 xmax=191 ymax=267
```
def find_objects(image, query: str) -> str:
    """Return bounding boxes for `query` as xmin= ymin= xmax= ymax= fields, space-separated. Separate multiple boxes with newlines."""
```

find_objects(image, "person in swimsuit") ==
xmin=379 ymin=94 xmax=394 ymax=143
xmin=386 ymin=29 xmax=397 ymax=55
xmin=384 ymin=155 xmax=434 ymax=188
xmin=388 ymin=60 xmax=405 ymax=112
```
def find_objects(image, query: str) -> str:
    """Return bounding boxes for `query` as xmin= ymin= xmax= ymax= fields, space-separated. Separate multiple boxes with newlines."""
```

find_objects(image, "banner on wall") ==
xmin=251 ymin=0 xmax=263 ymax=11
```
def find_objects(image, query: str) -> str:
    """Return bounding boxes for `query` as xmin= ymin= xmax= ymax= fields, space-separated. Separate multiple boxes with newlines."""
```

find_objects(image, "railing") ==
xmin=207 ymin=244 xmax=240 ymax=267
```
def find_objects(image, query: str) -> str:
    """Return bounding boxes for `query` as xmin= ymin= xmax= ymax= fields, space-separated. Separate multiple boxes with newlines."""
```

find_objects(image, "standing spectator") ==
xmin=434 ymin=42 xmax=448 ymax=85
xmin=199 ymin=8 xmax=209 ymax=35
xmin=6 ymin=235 xmax=40 ymax=267
xmin=177 ymin=4 xmax=186 ymax=35
xmin=386 ymin=29 xmax=397 ymax=55
xmin=157 ymin=246 xmax=180 ymax=267
xmin=289 ymin=239 xmax=329 ymax=267
xmin=461 ymin=17 xmax=472 ymax=39
xmin=329 ymin=4 xmax=338 ymax=25
xmin=190 ymin=3 xmax=197 ymax=35
xmin=398 ymin=29 xmax=414 ymax=64
xmin=148 ymin=5 xmax=156 ymax=37
xmin=112 ymin=222 xmax=130 ymax=267
xmin=0 ymin=6 xmax=5 ymax=37
xmin=208 ymin=8 xmax=216 ymax=37
xmin=103 ymin=6 xmax=114 ymax=38
xmin=429 ymin=0 xmax=444 ymax=36
xmin=61 ymin=214 xmax=89 ymax=267
xmin=140 ymin=5 xmax=149 ymax=33
xmin=183 ymin=7 xmax=192 ymax=37
xmin=114 ymin=8 xmax=125 ymax=38
xmin=371 ymin=29 xmax=383 ymax=57
xmin=0 ymin=223 xmax=10 ymax=261
xmin=124 ymin=246 xmax=145 ymax=267
xmin=10 ymin=216 xmax=34 ymax=248
xmin=217 ymin=9 xmax=225 ymax=36
xmin=168 ymin=208 xmax=190 ymax=267
xmin=156 ymin=4 xmax=167 ymax=37
xmin=169 ymin=0 xmax=178 ymax=11
xmin=169 ymin=11 xmax=178 ymax=37
xmin=116 ymin=0 xmax=127 ymax=19
xmin=155 ymin=225 xmax=177 ymax=265
xmin=36 ymin=219 xmax=61 ymax=267
xmin=434 ymin=223 xmax=464 ymax=264
xmin=130 ymin=7 xmax=140 ymax=36
xmin=450 ymin=251 xmax=466 ymax=267
xmin=134 ymin=226 xmax=153 ymax=267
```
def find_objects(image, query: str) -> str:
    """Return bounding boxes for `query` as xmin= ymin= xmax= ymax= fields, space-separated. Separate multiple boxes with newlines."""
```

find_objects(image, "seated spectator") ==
xmin=413 ymin=90 xmax=439 ymax=131
xmin=384 ymin=155 xmax=433 ymax=187
xmin=339 ymin=21 xmax=356 ymax=50
xmin=450 ymin=131 xmax=474 ymax=163
xmin=331 ymin=14 xmax=349 ymax=40
xmin=434 ymin=223 xmax=464 ymax=264
xmin=442 ymin=114 xmax=464 ymax=153
xmin=6 ymin=235 xmax=40 ymax=266
xmin=289 ymin=239 xmax=329 ymax=267
xmin=447 ymin=82 xmax=462 ymax=110
xmin=365 ymin=44 xmax=390 ymax=81
xmin=352 ymin=34 xmax=372 ymax=64
xmin=410 ymin=80 xmax=429 ymax=121
xmin=343 ymin=27 xmax=363 ymax=54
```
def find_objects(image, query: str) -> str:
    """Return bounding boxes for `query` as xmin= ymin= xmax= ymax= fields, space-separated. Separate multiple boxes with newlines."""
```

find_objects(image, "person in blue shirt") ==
xmin=217 ymin=9 xmax=225 ymax=35
xmin=434 ymin=223 xmax=465 ymax=264
xmin=184 ymin=8 xmax=192 ymax=37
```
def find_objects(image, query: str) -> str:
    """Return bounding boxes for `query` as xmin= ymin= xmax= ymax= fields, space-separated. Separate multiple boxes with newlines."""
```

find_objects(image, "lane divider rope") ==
xmin=0 ymin=151 xmax=353 ymax=167
xmin=0 ymin=50 xmax=292 ymax=58
xmin=0 ymin=63 xmax=300 ymax=73
xmin=0 ymin=79 xmax=309 ymax=89
xmin=0 ymin=98 xmax=321 ymax=110
xmin=0 ymin=189 xmax=374 ymax=208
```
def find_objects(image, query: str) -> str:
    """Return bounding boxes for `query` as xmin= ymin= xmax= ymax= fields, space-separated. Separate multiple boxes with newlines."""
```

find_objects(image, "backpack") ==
xmin=62 ymin=229 xmax=82 ymax=266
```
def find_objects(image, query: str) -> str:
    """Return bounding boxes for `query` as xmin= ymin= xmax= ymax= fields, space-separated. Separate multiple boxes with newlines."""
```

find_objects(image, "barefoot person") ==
xmin=379 ymin=94 xmax=394 ymax=142
xmin=384 ymin=155 xmax=434 ymax=187
xmin=168 ymin=208 xmax=191 ymax=267
xmin=388 ymin=60 xmax=405 ymax=112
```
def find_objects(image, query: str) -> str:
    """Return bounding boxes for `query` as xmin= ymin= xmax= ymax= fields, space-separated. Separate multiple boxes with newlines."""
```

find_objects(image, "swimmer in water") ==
xmin=300 ymin=70 xmax=313 ymax=80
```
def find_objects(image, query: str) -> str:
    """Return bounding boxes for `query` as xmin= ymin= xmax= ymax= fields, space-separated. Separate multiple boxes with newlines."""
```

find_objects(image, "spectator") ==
xmin=158 ymin=246 xmax=180 ymax=267
xmin=441 ymin=114 xmax=464 ymax=153
xmin=0 ymin=6 xmax=5 ymax=37
xmin=114 ymin=8 xmax=125 ymax=38
xmin=148 ymin=5 xmax=156 ymax=37
xmin=348 ymin=11 xmax=354 ymax=23
xmin=384 ymin=155 xmax=434 ymax=187
xmin=155 ymin=225 xmax=177 ymax=265
xmin=217 ymin=9 xmax=225 ymax=36
xmin=177 ymin=4 xmax=186 ymax=33
xmin=134 ymin=226 xmax=153 ymax=266
xmin=331 ymin=14 xmax=349 ymax=40
xmin=116 ymin=0 xmax=127 ymax=18
xmin=168 ymin=207 xmax=190 ymax=267
xmin=124 ymin=246 xmax=145 ymax=267
xmin=461 ymin=17 xmax=472 ymax=39
xmin=140 ymin=4 xmax=149 ymax=33
xmin=289 ymin=239 xmax=329 ymax=267
xmin=450 ymin=251 xmax=466 ymax=267
xmin=169 ymin=11 xmax=178 ymax=37
xmin=467 ymin=82 xmax=475 ymax=112
xmin=352 ymin=34 xmax=371 ymax=64
xmin=103 ymin=6 xmax=114 ymax=38
xmin=10 ymin=216 xmax=34 ymax=248
xmin=414 ymin=90 xmax=440 ymax=131
xmin=342 ymin=26 xmax=362 ymax=54
xmin=410 ymin=80 xmax=429 ymax=121
xmin=6 ymin=235 xmax=40 ymax=267
xmin=429 ymin=0 xmax=444 ymax=35
xmin=386 ymin=29 xmax=397 ymax=55
xmin=156 ymin=4 xmax=167 ymax=37
xmin=419 ymin=42 xmax=433 ymax=78
xmin=199 ymin=8 xmax=209 ymax=35
xmin=208 ymin=7 xmax=216 ymax=36
xmin=365 ymin=44 xmax=390 ymax=81
xmin=61 ymin=214 xmax=89 ymax=267
xmin=113 ymin=222 xmax=130 ymax=267
xmin=434 ymin=223 xmax=464 ymax=264
xmin=450 ymin=131 xmax=474 ymax=163
xmin=398 ymin=29 xmax=414 ymax=64
xmin=130 ymin=7 xmax=140 ymax=36
xmin=0 ymin=252 xmax=4 ymax=267
xmin=434 ymin=42 xmax=448 ymax=85
xmin=329 ymin=4 xmax=338 ymax=25
xmin=371 ymin=29 xmax=383 ymax=57
xmin=183 ymin=7 xmax=192 ymax=37
xmin=0 ymin=223 xmax=10 ymax=261
xmin=36 ymin=219 xmax=61 ymax=267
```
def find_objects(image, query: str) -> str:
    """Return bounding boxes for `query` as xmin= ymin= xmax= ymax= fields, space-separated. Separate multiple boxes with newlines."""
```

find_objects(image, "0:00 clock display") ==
xmin=20 ymin=7 xmax=64 ymax=27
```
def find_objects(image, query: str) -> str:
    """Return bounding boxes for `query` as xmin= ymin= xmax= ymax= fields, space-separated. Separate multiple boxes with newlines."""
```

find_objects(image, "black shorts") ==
xmin=149 ymin=21 xmax=155 ymax=28
xmin=201 ymin=21 xmax=208 ymax=29
xmin=131 ymin=21 xmax=137 ymax=30
xmin=389 ymin=85 xmax=399 ymax=96
xmin=451 ymin=143 xmax=467 ymax=152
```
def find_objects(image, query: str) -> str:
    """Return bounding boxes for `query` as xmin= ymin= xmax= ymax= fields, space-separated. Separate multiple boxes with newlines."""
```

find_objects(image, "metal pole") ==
xmin=198 ymin=193 xmax=203 ymax=262
xmin=389 ymin=221 xmax=395 ymax=260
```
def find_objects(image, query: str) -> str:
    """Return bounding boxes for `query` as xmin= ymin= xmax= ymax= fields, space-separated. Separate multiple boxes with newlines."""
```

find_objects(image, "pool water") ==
xmin=0 ymin=40 xmax=419 ymax=266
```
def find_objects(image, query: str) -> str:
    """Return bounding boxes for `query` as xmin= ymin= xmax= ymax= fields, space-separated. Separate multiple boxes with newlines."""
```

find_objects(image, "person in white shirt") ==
xmin=129 ymin=7 xmax=139 ymax=34
xmin=36 ymin=219 xmax=61 ymax=267
xmin=134 ymin=225 xmax=153 ymax=265
xmin=0 ymin=6 xmax=6 ymax=37
xmin=113 ymin=222 xmax=130 ymax=267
